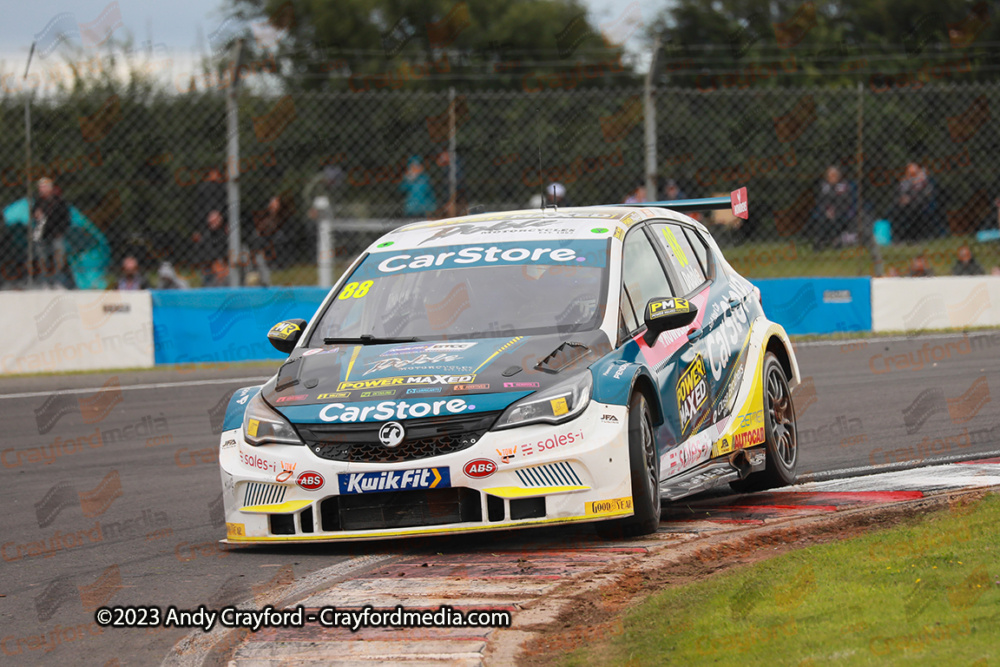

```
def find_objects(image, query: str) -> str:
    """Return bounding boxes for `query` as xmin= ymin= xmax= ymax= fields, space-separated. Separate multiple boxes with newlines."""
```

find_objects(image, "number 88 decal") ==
xmin=338 ymin=280 xmax=373 ymax=300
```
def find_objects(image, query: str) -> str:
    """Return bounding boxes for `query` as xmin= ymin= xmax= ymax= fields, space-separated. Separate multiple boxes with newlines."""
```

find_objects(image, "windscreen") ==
xmin=310 ymin=240 xmax=609 ymax=342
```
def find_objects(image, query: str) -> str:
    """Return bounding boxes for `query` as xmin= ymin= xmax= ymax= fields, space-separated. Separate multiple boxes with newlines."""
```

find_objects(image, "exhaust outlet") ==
xmin=729 ymin=450 xmax=752 ymax=479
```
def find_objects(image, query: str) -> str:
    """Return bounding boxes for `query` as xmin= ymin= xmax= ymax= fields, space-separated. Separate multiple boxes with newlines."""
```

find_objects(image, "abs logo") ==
xmin=463 ymin=459 xmax=497 ymax=478
xmin=295 ymin=471 xmax=325 ymax=491
xmin=379 ymin=421 xmax=405 ymax=448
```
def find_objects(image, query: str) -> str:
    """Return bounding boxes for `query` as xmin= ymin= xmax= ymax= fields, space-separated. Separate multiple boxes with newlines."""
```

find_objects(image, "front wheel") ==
xmin=730 ymin=352 xmax=798 ymax=493
xmin=597 ymin=392 xmax=660 ymax=538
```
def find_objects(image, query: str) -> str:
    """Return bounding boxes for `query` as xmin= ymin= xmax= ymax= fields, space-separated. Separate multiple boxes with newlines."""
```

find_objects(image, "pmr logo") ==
xmin=378 ymin=422 xmax=405 ymax=448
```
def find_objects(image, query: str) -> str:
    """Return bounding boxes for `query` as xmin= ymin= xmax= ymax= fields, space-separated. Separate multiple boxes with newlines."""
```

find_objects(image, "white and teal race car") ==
xmin=218 ymin=192 xmax=800 ymax=543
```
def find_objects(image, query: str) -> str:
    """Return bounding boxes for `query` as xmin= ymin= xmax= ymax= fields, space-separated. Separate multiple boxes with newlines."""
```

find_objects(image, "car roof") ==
xmin=370 ymin=206 xmax=711 ymax=252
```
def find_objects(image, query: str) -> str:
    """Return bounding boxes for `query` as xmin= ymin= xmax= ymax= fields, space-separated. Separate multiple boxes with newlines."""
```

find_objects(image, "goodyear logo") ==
xmin=338 ymin=375 xmax=474 ymax=391
xmin=677 ymin=354 xmax=708 ymax=432
xmin=586 ymin=496 xmax=633 ymax=516
xmin=338 ymin=468 xmax=450 ymax=494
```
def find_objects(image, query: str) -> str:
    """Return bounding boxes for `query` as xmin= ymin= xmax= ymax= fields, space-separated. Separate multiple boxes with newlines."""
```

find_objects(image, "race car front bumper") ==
xmin=218 ymin=401 xmax=633 ymax=543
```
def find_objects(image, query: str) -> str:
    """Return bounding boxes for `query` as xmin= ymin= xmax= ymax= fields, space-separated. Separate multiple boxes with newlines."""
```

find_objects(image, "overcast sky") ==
xmin=0 ymin=0 xmax=665 ymax=88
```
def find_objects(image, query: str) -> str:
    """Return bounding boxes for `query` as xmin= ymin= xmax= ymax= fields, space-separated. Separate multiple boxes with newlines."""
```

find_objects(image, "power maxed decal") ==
xmin=338 ymin=467 xmax=450 ymax=494
xmin=676 ymin=354 xmax=709 ymax=434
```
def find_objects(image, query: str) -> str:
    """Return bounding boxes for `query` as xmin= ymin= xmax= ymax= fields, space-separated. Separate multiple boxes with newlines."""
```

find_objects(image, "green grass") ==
xmin=562 ymin=494 xmax=1000 ymax=666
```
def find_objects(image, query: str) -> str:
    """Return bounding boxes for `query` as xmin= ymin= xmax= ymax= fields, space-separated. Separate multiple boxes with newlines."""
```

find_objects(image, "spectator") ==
xmin=157 ymin=261 xmax=189 ymax=289
xmin=809 ymin=166 xmax=855 ymax=251
xmin=434 ymin=150 xmax=467 ymax=217
xmin=623 ymin=186 xmax=646 ymax=204
xmin=399 ymin=155 xmax=436 ymax=218
xmin=952 ymin=244 xmax=985 ymax=276
xmin=662 ymin=178 xmax=687 ymax=201
xmin=888 ymin=163 xmax=937 ymax=242
xmin=31 ymin=177 xmax=73 ymax=288
xmin=192 ymin=209 xmax=229 ymax=286
xmin=246 ymin=195 xmax=291 ymax=287
xmin=195 ymin=168 xmax=227 ymax=228
xmin=908 ymin=253 xmax=934 ymax=277
xmin=117 ymin=256 xmax=148 ymax=290
xmin=545 ymin=182 xmax=572 ymax=207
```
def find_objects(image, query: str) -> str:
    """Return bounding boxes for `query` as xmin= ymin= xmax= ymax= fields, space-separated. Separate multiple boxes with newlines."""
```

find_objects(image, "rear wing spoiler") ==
xmin=609 ymin=187 xmax=749 ymax=219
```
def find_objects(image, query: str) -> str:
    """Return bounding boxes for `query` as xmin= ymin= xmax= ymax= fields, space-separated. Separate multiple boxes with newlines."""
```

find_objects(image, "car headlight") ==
xmin=242 ymin=392 xmax=303 ymax=446
xmin=494 ymin=372 xmax=593 ymax=429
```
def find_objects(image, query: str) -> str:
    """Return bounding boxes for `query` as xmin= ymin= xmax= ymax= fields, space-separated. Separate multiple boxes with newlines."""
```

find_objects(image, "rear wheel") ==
xmin=597 ymin=392 xmax=660 ymax=538
xmin=730 ymin=352 xmax=798 ymax=493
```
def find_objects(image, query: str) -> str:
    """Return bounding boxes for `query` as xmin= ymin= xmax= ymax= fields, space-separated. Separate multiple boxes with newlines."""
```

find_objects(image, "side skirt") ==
xmin=659 ymin=447 xmax=766 ymax=501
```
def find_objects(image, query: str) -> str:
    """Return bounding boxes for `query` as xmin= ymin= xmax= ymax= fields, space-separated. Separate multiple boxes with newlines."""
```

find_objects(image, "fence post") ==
xmin=226 ymin=41 xmax=243 ymax=288
xmin=316 ymin=196 xmax=334 ymax=288
xmin=644 ymin=36 xmax=660 ymax=199
xmin=23 ymin=43 xmax=35 ymax=288
xmin=855 ymin=81 xmax=881 ymax=276
xmin=448 ymin=86 xmax=457 ymax=217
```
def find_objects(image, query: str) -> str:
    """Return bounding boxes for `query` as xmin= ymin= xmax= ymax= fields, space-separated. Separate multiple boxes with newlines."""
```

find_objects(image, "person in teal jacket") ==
xmin=399 ymin=155 xmax=437 ymax=218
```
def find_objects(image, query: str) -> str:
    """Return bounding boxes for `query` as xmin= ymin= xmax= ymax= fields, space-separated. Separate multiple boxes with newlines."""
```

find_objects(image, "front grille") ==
xmin=320 ymin=488 xmax=483 ymax=531
xmin=297 ymin=411 xmax=499 ymax=464
xmin=243 ymin=482 xmax=286 ymax=507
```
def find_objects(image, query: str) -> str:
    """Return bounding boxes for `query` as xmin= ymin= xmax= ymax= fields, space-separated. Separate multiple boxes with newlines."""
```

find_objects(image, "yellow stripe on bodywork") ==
xmin=473 ymin=336 xmax=523 ymax=374
xmin=343 ymin=345 xmax=362 ymax=381
xmin=223 ymin=508 xmax=629 ymax=543
xmin=483 ymin=485 xmax=590 ymax=498
xmin=240 ymin=500 xmax=312 ymax=514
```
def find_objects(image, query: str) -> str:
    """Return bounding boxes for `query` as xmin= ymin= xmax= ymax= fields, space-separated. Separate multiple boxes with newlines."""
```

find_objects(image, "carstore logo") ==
xmin=33 ymin=470 xmax=123 ymax=528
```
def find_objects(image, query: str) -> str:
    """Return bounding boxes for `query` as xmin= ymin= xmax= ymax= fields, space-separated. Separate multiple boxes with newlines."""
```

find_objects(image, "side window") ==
xmin=622 ymin=230 xmax=674 ymax=326
xmin=682 ymin=227 xmax=713 ymax=279
xmin=651 ymin=223 xmax=707 ymax=295
xmin=620 ymin=284 xmax=638 ymax=333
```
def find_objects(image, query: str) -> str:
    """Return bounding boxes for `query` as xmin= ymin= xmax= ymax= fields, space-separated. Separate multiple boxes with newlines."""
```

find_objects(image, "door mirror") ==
xmin=267 ymin=319 xmax=307 ymax=354
xmin=643 ymin=298 xmax=698 ymax=345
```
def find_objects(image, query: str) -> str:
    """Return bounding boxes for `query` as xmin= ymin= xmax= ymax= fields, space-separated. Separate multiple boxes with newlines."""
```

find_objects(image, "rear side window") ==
xmin=651 ymin=223 xmax=707 ymax=295
xmin=621 ymin=230 xmax=674 ymax=324
xmin=682 ymin=227 xmax=713 ymax=279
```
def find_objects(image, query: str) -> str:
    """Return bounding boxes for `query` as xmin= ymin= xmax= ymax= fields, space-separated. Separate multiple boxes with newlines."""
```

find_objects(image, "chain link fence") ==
xmin=2 ymin=81 xmax=1000 ymax=289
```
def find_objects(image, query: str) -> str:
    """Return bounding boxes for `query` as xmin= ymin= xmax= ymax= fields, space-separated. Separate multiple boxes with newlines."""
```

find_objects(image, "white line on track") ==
xmin=0 ymin=376 xmax=270 ymax=401
xmin=793 ymin=331 xmax=1000 ymax=348
xmin=798 ymin=448 xmax=1000 ymax=481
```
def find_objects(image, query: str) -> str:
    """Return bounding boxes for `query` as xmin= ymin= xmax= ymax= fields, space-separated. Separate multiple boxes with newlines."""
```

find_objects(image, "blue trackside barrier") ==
xmin=149 ymin=279 xmax=872 ymax=366
xmin=151 ymin=287 xmax=329 ymax=365
xmin=753 ymin=277 xmax=872 ymax=335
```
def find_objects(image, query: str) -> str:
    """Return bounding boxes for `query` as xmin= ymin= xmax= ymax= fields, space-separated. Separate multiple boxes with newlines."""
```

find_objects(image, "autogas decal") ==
xmin=222 ymin=386 xmax=262 ymax=431
xmin=339 ymin=467 xmax=451 ymax=494
xmin=348 ymin=240 xmax=609 ymax=280
xmin=676 ymin=354 xmax=709 ymax=434
xmin=276 ymin=391 xmax=531 ymax=424
xmin=636 ymin=287 xmax=709 ymax=369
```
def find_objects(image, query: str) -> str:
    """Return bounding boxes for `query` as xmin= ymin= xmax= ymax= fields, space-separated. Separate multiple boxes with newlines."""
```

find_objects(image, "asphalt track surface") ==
xmin=1 ymin=332 xmax=999 ymax=665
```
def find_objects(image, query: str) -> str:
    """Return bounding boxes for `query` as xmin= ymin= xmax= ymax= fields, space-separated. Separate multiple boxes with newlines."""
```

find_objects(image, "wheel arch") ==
xmin=630 ymin=371 xmax=664 ymax=427
xmin=762 ymin=328 xmax=800 ymax=388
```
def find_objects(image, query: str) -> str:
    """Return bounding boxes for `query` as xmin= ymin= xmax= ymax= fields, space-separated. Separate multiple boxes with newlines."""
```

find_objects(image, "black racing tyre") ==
xmin=730 ymin=352 xmax=798 ymax=493
xmin=597 ymin=392 xmax=661 ymax=538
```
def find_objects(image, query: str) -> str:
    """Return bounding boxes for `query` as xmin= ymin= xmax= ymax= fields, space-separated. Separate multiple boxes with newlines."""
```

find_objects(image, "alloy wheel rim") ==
xmin=641 ymin=409 xmax=658 ymax=501
xmin=766 ymin=366 xmax=797 ymax=469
